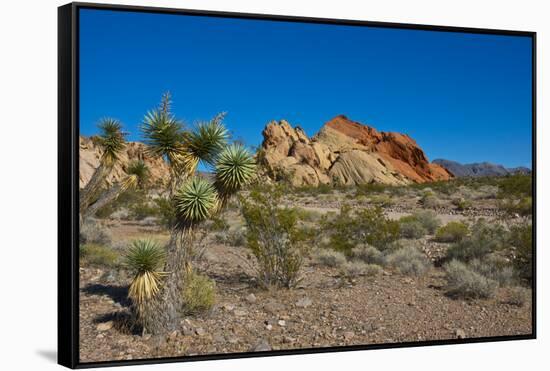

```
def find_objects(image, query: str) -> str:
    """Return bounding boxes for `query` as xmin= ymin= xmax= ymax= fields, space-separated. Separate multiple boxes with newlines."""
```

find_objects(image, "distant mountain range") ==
xmin=432 ymin=159 xmax=531 ymax=178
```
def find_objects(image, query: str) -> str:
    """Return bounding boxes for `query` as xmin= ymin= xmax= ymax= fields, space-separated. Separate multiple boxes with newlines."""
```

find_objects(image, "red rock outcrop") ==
xmin=259 ymin=115 xmax=452 ymax=186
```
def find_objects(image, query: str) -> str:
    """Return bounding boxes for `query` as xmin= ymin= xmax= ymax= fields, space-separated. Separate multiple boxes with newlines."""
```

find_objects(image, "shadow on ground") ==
xmin=82 ymin=283 xmax=130 ymax=307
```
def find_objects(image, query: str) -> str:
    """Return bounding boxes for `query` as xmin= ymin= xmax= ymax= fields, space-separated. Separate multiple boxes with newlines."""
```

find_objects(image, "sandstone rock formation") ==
xmin=259 ymin=115 xmax=452 ymax=186
xmin=79 ymin=136 xmax=170 ymax=189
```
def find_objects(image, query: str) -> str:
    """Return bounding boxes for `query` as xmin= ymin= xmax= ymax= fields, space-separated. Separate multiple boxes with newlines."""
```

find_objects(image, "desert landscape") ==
xmin=78 ymin=105 xmax=533 ymax=362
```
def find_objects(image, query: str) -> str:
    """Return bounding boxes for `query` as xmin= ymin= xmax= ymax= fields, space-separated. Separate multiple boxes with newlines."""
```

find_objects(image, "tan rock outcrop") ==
xmin=259 ymin=115 xmax=453 ymax=186
xmin=79 ymin=136 xmax=170 ymax=189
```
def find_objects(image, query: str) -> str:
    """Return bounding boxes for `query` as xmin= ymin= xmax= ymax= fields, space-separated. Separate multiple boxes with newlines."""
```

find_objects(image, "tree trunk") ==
xmin=140 ymin=229 xmax=195 ymax=334
xmin=81 ymin=182 xmax=123 ymax=223
xmin=80 ymin=163 xmax=112 ymax=215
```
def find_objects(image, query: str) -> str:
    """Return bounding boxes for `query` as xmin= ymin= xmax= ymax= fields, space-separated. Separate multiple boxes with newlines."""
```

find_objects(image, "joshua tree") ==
xmin=79 ymin=118 xmax=127 ymax=218
xmin=81 ymin=160 xmax=150 ymax=222
xmin=134 ymin=93 xmax=256 ymax=333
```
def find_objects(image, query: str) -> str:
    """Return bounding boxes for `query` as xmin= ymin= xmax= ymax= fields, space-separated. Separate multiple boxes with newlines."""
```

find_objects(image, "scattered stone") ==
xmin=245 ymin=293 xmax=257 ymax=304
xmin=250 ymin=339 xmax=271 ymax=352
xmin=278 ymin=320 xmax=286 ymax=327
xmin=266 ymin=324 xmax=273 ymax=331
xmin=222 ymin=303 xmax=235 ymax=311
xmin=234 ymin=309 xmax=248 ymax=317
xmin=228 ymin=337 xmax=239 ymax=344
xmin=455 ymin=329 xmax=466 ymax=339
xmin=181 ymin=326 xmax=194 ymax=336
xmin=283 ymin=336 xmax=296 ymax=344
xmin=343 ymin=331 xmax=355 ymax=340
xmin=296 ymin=297 xmax=313 ymax=308
xmin=96 ymin=321 xmax=113 ymax=332
xmin=195 ymin=328 xmax=206 ymax=336
xmin=168 ymin=330 xmax=179 ymax=340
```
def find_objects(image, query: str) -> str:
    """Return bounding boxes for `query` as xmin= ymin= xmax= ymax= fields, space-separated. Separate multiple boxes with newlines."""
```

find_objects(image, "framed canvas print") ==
xmin=58 ymin=2 xmax=536 ymax=368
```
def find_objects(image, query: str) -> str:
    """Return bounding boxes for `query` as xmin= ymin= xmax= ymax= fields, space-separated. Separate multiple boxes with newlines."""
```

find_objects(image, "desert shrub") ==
xmin=80 ymin=219 xmax=112 ymax=245
xmin=477 ymin=185 xmax=499 ymax=199
xmin=435 ymin=222 xmax=469 ymax=242
xmin=95 ymin=188 xmax=148 ymax=219
xmin=445 ymin=219 xmax=507 ymax=262
xmin=355 ymin=182 xmax=389 ymax=196
xmin=411 ymin=210 xmax=440 ymax=234
xmin=369 ymin=194 xmax=395 ymax=207
xmin=351 ymin=244 xmax=385 ymax=265
xmin=505 ymin=286 xmax=530 ymax=307
xmin=421 ymin=192 xmax=441 ymax=209
xmin=313 ymin=249 xmax=347 ymax=268
xmin=153 ymin=197 xmax=176 ymax=228
xmin=322 ymin=205 xmax=400 ymax=254
xmin=500 ymin=197 xmax=532 ymax=216
xmin=226 ymin=227 xmax=246 ymax=247
xmin=498 ymin=174 xmax=532 ymax=199
xmin=340 ymin=261 xmax=381 ymax=277
xmin=509 ymin=223 xmax=533 ymax=281
xmin=452 ymin=198 xmax=472 ymax=211
xmin=386 ymin=246 xmax=431 ymax=276
xmin=295 ymin=183 xmax=333 ymax=196
xmin=444 ymin=260 xmax=498 ymax=299
xmin=296 ymin=208 xmax=323 ymax=222
xmin=181 ymin=270 xmax=216 ymax=314
xmin=80 ymin=243 xmax=119 ymax=267
xmin=241 ymin=185 xmax=312 ymax=288
xmin=469 ymin=256 xmax=515 ymax=286
xmin=129 ymin=202 xmax=159 ymax=220
xmin=399 ymin=220 xmax=427 ymax=239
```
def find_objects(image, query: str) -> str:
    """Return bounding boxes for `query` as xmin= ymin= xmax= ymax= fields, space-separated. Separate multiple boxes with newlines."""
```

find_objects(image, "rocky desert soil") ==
xmin=79 ymin=202 xmax=532 ymax=363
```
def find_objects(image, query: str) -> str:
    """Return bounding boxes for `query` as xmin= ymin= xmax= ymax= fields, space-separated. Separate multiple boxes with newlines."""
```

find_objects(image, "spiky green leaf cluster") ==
xmin=185 ymin=115 xmax=228 ymax=167
xmin=126 ymin=240 xmax=166 ymax=307
xmin=141 ymin=109 xmax=185 ymax=164
xmin=174 ymin=177 xmax=218 ymax=224
xmin=96 ymin=118 xmax=127 ymax=165
xmin=215 ymin=144 xmax=256 ymax=194
xmin=126 ymin=160 xmax=149 ymax=187
xmin=125 ymin=240 xmax=165 ymax=275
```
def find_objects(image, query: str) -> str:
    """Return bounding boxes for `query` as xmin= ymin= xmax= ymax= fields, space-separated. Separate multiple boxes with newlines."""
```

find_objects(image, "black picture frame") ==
xmin=58 ymin=2 xmax=537 ymax=369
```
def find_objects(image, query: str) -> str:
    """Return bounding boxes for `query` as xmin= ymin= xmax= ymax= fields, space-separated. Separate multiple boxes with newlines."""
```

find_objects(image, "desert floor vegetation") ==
xmin=79 ymin=105 xmax=532 ymax=361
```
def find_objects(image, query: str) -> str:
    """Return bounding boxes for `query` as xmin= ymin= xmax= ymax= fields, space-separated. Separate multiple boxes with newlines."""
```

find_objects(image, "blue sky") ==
xmin=79 ymin=8 xmax=533 ymax=168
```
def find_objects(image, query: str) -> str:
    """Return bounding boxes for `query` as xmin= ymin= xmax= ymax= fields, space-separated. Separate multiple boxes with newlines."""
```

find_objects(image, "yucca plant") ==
xmin=134 ymin=93 xmax=256 ymax=334
xmin=80 ymin=118 xmax=127 ymax=223
xmin=215 ymin=144 xmax=256 ymax=206
xmin=126 ymin=240 xmax=167 ymax=329
xmin=174 ymin=177 xmax=219 ymax=226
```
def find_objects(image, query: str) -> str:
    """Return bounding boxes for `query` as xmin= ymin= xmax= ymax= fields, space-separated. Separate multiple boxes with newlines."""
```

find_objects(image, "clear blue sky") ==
xmin=79 ymin=8 xmax=533 ymax=168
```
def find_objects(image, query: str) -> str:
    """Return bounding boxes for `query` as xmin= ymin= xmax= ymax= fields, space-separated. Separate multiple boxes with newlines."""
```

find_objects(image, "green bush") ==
xmin=351 ymin=244 xmax=384 ymax=265
xmin=411 ymin=210 xmax=440 ymax=234
xmin=509 ymin=223 xmax=533 ymax=281
xmin=80 ymin=243 xmax=119 ymax=267
xmin=153 ymin=197 xmax=176 ymax=228
xmin=322 ymin=205 xmax=400 ymax=254
xmin=241 ymin=185 xmax=312 ymax=288
xmin=313 ymin=249 xmax=347 ymax=268
xmin=421 ymin=193 xmax=441 ymax=209
xmin=80 ymin=219 xmax=112 ymax=245
xmin=453 ymin=198 xmax=472 ymax=211
xmin=182 ymin=270 xmax=216 ymax=314
xmin=399 ymin=220 xmax=427 ymax=239
xmin=386 ymin=246 xmax=431 ymax=276
xmin=444 ymin=260 xmax=498 ymax=299
xmin=500 ymin=197 xmax=532 ymax=216
xmin=435 ymin=222 xmax=469 ymax=242
xmin=445 ymin=219 xmax=507 ymax=262
xmin=498 ymin=174 xmax=532 ymax=199
xmin=469 ymin=256 xmax=515 ymax=286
